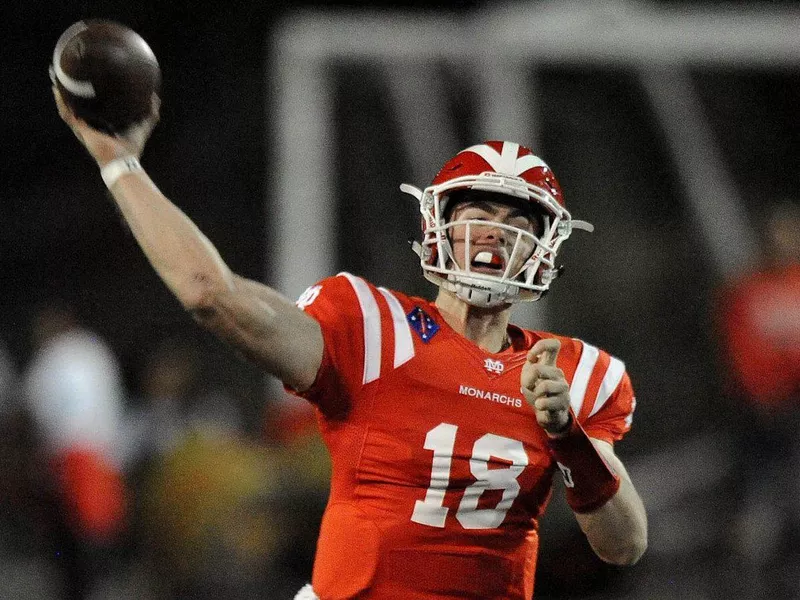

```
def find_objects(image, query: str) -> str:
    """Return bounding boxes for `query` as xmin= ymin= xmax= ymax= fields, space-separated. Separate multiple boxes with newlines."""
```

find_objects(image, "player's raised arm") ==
xmin=53 ymin=88 xmax=323 ymax=392
xmin=522 ymin=338 xmax=648 ymax=565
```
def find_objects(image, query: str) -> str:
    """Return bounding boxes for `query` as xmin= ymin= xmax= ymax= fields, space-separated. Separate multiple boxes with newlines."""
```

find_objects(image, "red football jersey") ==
xmin=290 ymin=273 xmax=636 ymax=600
xmin=718 ymin=264 xmax=800 ymax=407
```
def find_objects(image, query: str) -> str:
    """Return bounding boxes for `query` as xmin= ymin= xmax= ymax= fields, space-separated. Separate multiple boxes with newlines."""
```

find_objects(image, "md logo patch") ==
xmin=407 ymin=306 xmax=439 ymax=343
xmin=296 ymin=285 xmax=322 ymax=310
xmin=483 ymin=358 xmax=505 ymax=374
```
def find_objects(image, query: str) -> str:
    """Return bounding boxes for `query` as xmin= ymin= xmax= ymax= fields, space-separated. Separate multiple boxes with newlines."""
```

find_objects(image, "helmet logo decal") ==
xmin=462 ymin=142 xmax=549 ymax=176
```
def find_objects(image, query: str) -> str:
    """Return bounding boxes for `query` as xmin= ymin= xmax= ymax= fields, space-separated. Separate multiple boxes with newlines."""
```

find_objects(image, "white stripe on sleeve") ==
xmin=378 ymin=288 xmax=415 ymax=368
xmin=340 ymin=273 xmax=382 ymax=384
xmin=569 ymin=341 xmax=599 ymax=416
xmin=624 ymin=397 xmax=637 ymax=428
xmin=589 ymin=357 xmax=626 ymax=418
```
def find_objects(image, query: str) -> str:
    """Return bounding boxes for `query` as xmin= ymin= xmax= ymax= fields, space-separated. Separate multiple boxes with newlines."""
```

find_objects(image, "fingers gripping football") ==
xmin=521 ymin=338 xmax=571 ymax=436
xmin=53 ymin=86 xmax=159 ymax=164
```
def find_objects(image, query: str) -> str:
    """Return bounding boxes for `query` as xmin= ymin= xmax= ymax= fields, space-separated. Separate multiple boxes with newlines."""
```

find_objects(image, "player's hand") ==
xmin=521 ymin=338 xmax=572 ymax=437
xmin=53 ymin=86 xmax=160 ymax=165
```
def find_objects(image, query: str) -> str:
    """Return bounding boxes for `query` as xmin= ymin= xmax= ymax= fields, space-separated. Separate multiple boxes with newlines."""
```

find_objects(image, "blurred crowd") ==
xmin=0 ymin=303 xmax=329 ymax=600
xmin=0 ymin=200 xmax=797 ymax=600
xmin=713 ymin=201 xmax=800 ymax=599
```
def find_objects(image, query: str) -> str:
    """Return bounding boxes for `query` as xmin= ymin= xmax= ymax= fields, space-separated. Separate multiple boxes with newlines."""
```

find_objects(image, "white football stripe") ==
xmin=589 ymin=357 xmax=626 ymax=417
xmin=378 ymin=288 xmax=415 ymax=368
xmin=569 ymin=341 xmax=599 ymax=416
xmin=340 ymin=273 xmax=381 ymax=384
xmin=54 ymin=64 xmax=97 ymax=98
xmin=52 ymin=21 xmax=97 ymax=98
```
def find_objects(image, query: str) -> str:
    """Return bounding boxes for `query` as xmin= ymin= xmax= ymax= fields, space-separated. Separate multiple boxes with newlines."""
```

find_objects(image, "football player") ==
xmin=54 ymin=83 xmax=647 ymax=598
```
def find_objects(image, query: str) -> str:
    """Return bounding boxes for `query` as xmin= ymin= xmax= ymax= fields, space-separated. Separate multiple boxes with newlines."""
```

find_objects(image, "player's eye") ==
xmin=458 ymin=210 xmax=493 ymax=222
xmin=513 ymin=217 xmax=534 ymax=230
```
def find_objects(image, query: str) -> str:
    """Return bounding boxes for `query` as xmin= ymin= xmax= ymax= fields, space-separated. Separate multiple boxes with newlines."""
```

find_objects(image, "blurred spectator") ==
xmin=715 ymin=200 xmax=800 ymax=599
xmin=122 ymin=336 xmax=205 ymax=473
xmin=0 ymin=340 xmax=65 ymax=598
xmin=22 ymin=301 xmax=128 ymax=600
xmin=121 ymin=335 xmax=246 ymax=486
xmin=120 ymin=336 xmax=274 ymax=597
xmin=719 ymin=200 xmax=800 ymax=411
xmin=139 ymin=430 xmax=300 ymax=599
xmin=115 ymin=336 xmax=333 ymax=598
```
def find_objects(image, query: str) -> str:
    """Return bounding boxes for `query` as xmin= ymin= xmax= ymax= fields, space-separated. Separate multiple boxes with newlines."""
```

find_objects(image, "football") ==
xmin=51 ymin=20 xmax=161 ymax=134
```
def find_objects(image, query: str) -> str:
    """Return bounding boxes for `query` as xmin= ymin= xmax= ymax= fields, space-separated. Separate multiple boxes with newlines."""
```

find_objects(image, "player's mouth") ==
xmin=470 ymin=250 xmax=506 ymax=274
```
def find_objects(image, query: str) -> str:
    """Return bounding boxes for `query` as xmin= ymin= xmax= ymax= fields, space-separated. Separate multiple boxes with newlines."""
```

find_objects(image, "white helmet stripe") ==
xmin=569 ymin=341 xmax=600 ymax=416
xmin=499 ymin=142 xmax=520 ymax=174
xmin=512 ymin=154 xmax=549 ymax=176
xmin=462 ymin=142 xmax=548 ymax=177
xmin=378 ymin=288 xmax=415 ymax=368
xmin=340 ymin=273 xmax=381 ymax=384
xmin=589 ymin=357 xmax=626 ymax=417
xmin=462 ymin=144 xmax=504 ymax=173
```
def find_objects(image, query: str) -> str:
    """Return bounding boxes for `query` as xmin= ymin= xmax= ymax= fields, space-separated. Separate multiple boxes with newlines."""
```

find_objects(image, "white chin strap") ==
xmin=409 ymin=241 xmax=538 ymax=308
xmin=450 ymin=275 xmax=521 ymax=308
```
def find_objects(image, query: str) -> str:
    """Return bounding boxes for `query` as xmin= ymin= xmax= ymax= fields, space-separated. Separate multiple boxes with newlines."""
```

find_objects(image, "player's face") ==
xmin=447 ymin=198 xmax=540 ymax=277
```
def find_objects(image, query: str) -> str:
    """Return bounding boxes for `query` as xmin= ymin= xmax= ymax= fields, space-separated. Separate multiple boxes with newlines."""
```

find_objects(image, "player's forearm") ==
xmin=106 ymin=170 xmax=323 ymax=387
xmin=107 ymin=170 xmax=236 ymax=308
xmin=574 ymin=442 xmax=648 ymax=565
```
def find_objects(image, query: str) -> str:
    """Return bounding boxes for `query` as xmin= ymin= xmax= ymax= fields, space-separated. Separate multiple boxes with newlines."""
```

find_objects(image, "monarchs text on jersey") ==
xmin=288 ymin=273 xmax=636 ymax=600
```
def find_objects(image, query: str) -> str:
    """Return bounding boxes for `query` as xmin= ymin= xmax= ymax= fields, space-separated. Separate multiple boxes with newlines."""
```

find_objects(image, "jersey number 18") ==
xmin=411 ymin=423 xmax=528 ymax=530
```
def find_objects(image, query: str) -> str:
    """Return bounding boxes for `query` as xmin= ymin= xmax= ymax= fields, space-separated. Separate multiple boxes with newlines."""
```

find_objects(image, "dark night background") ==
xmin=1 ymin=1 xmax=799 ymax=599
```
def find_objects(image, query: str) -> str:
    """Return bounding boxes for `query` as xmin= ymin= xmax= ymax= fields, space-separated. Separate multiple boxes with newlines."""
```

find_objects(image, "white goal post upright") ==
xmin=269 ymin=1 xmax=800 ymax=320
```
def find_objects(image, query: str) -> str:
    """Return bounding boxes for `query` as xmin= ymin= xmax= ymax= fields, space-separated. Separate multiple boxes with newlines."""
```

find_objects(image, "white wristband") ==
xmin=100 ymin=156 xmax=143 ymax=188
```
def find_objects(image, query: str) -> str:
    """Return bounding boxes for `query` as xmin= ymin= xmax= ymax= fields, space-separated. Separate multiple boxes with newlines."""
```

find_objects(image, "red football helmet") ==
xmin=401 ymin=141 xmax=593 ymax=307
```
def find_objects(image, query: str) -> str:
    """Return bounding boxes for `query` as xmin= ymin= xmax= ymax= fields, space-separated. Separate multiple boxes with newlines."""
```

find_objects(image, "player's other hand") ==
xmin=521 ymin=338 xmax=571 ymax=437
xmin=53 ymin=86 xmax=160 ymax=166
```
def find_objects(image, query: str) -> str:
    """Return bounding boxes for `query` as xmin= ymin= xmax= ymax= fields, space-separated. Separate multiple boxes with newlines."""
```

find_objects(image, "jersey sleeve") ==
xmin=566 ymin=340 xmax=637 ymax=445
xmin=285 ymin=273 xmax=416 ymax=418
xmin=581 ymin=371 xmax=636 ymax=444
xmin=285 ymin=274 xmax=367 ymax=416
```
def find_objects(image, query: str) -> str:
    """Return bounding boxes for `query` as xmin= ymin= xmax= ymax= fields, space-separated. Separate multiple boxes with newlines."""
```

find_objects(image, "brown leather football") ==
xmin=51 ymin=20 xmax=161 ymax=134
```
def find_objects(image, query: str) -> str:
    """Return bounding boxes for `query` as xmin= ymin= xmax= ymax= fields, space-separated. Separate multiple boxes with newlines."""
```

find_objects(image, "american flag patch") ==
xmin=407 ymin=306 xmax=439 ymax=343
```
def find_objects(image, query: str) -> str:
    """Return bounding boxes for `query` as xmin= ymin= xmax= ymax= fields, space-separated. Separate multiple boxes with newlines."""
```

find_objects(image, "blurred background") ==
xmin=2 ymin=0 xmax=799 ymax=598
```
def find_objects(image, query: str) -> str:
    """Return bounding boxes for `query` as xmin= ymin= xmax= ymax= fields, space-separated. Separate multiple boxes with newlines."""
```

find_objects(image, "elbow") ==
xmin=183 ymin=282 xmax=231 ymax=322
xmin=598 ymin=536 xmax=648 ymax=566
xmin=183 ymin=285 xmax=212 ymax=313
xmin=178 ymin=271 xmax=236 ymax=312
